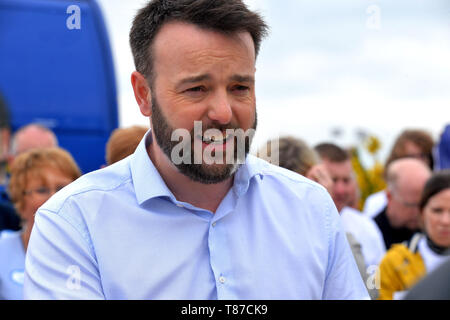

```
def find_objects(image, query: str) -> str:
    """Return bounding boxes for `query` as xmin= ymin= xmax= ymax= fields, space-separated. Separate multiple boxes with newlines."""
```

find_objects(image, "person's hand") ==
xmin=306 ymin=164 xmax=334 ymax=195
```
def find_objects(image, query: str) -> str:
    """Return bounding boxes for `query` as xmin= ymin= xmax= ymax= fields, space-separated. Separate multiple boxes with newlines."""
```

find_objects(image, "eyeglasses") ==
xmin=23 ymin=185 xmax=67 ymax=197
xmin=392 ymin=193 xmax=420 ymax=209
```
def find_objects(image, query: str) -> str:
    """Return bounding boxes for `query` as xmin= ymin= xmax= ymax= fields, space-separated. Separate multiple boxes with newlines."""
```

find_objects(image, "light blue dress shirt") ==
xmin=0 ymin=230 xmax=25 ymax=300
xmin=24 ymin=132 xmax=369 ymax=300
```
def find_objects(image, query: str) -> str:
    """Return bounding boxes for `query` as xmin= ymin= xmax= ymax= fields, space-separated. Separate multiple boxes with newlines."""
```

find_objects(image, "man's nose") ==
xmin=334 ymin=181 xmax=346 ymax=195
xmin=441 ymin=212 xmax=450 ymax=225
xmin=207 ymin=90 xmax=232 ymax=125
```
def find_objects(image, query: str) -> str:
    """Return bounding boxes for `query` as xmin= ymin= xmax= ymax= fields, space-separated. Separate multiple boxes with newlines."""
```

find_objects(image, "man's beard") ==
xmin=151 ymin=95 xmax=257 ymax=184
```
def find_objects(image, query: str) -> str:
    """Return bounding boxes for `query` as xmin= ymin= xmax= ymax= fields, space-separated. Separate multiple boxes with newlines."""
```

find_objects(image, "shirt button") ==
xmin=212 ymin=222 xmax=217 ymax=227
xmin=176 ymin=204 xmax=184 ymax=208
xmin=219 ymin=276 xmax=226 ymax=284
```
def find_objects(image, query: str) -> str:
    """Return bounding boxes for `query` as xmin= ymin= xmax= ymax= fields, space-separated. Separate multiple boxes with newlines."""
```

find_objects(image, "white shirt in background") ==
xmin=418 ymin=236 xmax=450 ymax=274
xmin=340 ymin=206 xmax=386 ymax=268
xmin=363 ymin=190 xmax=387 ymax=218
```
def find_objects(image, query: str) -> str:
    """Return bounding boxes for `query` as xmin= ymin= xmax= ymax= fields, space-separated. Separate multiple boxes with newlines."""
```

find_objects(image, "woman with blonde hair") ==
xmin=0 ymin=147 xmax=81 ymax=299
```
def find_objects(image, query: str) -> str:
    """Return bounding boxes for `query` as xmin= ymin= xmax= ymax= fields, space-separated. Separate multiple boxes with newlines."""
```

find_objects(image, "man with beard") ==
xmin=24 ymin=0 xmax=368 ymax=300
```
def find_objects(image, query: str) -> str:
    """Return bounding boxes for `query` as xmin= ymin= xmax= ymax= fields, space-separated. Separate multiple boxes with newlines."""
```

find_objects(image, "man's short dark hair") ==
xmin=129 ymin=0 xmax=269 ymax=84
xmin=314 ymin=143 xmax=350 ymax=163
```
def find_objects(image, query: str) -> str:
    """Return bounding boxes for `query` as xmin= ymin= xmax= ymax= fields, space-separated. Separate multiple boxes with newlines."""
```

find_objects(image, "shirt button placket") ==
xmin=209 ymin=218 xmax=230 ymax=298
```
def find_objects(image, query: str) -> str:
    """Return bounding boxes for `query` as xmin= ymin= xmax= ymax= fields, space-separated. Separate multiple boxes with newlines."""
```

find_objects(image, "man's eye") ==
xmin=36 ymin=187 xmax=50 ymax=194
xmin=183 ymin=86 xmax=207 ymax=98
xmin=231 ymin=85 xmax=250 ymax=96
xmin=186 ymin=86 xmax=205 ymax=92
xmin=431 ymin=207 xmax=443 ymax=214
xmin=233 ymin=85 xmax=249 ymax=91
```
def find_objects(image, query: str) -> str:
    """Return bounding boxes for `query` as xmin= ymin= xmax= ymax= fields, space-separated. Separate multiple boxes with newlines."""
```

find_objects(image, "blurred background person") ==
xmin=105 ymin=125 xmax=148 ymax=166
xmin=0 ymin=123 xmax=59 ymax=232
xmin=373 ymin=158 xmax=431 ymax=251
xmin=0 ymin=147 xmax=81 ymax=300
xmin=363 ymin=129 xmax=435 ymax=218
xmin=434 ymin=124 xmax=450 ymax=171
xmin=10 ymin=123 xmax=58 ymax=158
xmin=314 ymin=143 xmax=385 ymax=270
xmin=0 ymin=93 xmax=11 ymax=195
xmin=0 ymin=201 xmax=20 ymax=233
xmin=0 ymin=93 xmax=20 ymax=232
xmin=257 ymin=136 xmax=333 ymax=194
xmin=315 ymin=143 xmax=361 ymax=212
xmin=0 ymin=92 xmax=11 ymax=176
xmin=377 ymin=170 xmax=450 ymax=300
xmin=257 ymin=136 xmax=319 ymax=175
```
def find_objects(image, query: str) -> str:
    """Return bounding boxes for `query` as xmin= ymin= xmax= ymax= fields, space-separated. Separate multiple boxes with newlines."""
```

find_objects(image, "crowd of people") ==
xmin=258 ymin=128 xmax=450 ymax=299
xmin=1 ymin=120 xmax=449 ymax=300
xmin=0 ymin=0 xmax=449 ymax=300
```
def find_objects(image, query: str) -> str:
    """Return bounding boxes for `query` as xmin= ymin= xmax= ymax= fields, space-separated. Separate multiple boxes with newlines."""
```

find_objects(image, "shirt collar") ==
xmin=130 ymin=130 xmax=174 ymax=205
xmin=130 ymin=130 xmax=264 ymax=204
xmin=232 ymin=154 xmax=264 ymax=196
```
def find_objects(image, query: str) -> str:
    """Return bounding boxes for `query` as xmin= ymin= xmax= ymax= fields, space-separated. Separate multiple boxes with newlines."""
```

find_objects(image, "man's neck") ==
xmin=147 ymin=140 xmax=233 ymax=213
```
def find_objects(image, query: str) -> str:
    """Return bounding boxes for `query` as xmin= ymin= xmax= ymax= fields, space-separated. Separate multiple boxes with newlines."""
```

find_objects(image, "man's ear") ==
xmin=386 ymin=189 xmax=392 ymax=202
xmin=131 ymin=71 xmax=152 ymax=117
xmin=385 ymin=188 xmax=394 ymax=214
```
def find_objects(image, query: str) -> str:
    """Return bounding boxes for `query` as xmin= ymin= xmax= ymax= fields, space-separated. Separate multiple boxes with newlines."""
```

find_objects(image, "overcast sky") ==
xmin=97 ymin=0 xmax=450 ymax=164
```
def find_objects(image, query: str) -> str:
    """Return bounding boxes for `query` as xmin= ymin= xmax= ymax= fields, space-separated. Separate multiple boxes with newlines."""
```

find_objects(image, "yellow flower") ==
xmin=350 ymin=136 xmax=386 ymax=210
xmin=366 ymin=136 xmax=381 ymax=155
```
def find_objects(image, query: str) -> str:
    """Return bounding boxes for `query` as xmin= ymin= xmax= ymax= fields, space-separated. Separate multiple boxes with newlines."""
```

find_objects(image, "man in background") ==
xmin=0 ymin=93 xmax=11 ymax=187
xmin=0 ymin=123 xmax=58 ymax=232
xmin=315 ymin=143 xmax=385 ymax=268
xmin=0 ymin=95 xmax=19 ymax=231
xmin=363 ymin=129 xmax=434 ymax=218
xmin=373 ymin=158 xmax=431 ymax=250
xmin=10 ymin=124 xmax=58 ymax=157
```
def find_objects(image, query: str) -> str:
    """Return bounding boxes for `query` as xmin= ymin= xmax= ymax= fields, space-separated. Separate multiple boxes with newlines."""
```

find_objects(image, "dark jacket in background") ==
xmin=0 ymin=191 xmax=21 ymax=232
xmin=374 ymin=206 xmax=418 ymax=250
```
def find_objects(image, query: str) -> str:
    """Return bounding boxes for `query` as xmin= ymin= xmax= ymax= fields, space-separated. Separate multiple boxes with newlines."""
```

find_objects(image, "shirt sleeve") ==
xmin=322 ymin=198 xmax=371 ymax=300
xmin=24 ymin=208 xmax=104 ymax=299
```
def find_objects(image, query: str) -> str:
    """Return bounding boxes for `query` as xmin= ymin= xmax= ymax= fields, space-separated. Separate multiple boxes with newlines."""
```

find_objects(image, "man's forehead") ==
xmin=324 ymin=159 xmax=352 ymax=170
xmin=152 ymin=21 xmax=256 ymax=60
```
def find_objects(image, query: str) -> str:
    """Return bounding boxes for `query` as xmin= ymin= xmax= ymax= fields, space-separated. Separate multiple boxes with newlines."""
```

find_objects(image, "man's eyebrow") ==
xmin=176 ymin=74 xmax=255 ymax=89
xmin=230 ymin=75 xmax=255 ymax=84
xmin=176 ymin=74 xmax=212 ymax=89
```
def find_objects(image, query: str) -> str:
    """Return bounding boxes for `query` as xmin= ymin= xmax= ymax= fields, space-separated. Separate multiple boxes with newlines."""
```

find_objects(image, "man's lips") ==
xmin=437 ymin=230 xmax=450 ymax=237
xmin=195 ymin=133 xmax=234 ymax=153
xmin=198 ymin=133 xmax=233 ymax=144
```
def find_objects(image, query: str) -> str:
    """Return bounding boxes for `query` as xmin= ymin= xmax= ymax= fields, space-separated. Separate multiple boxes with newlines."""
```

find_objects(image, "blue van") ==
xmin=0 ymin=0 xmax=118 ymax=174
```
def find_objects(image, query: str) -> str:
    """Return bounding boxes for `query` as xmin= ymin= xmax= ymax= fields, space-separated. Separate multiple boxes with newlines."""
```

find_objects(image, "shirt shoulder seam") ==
xmin=38 ymin=177 xmax=133 ymax=254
